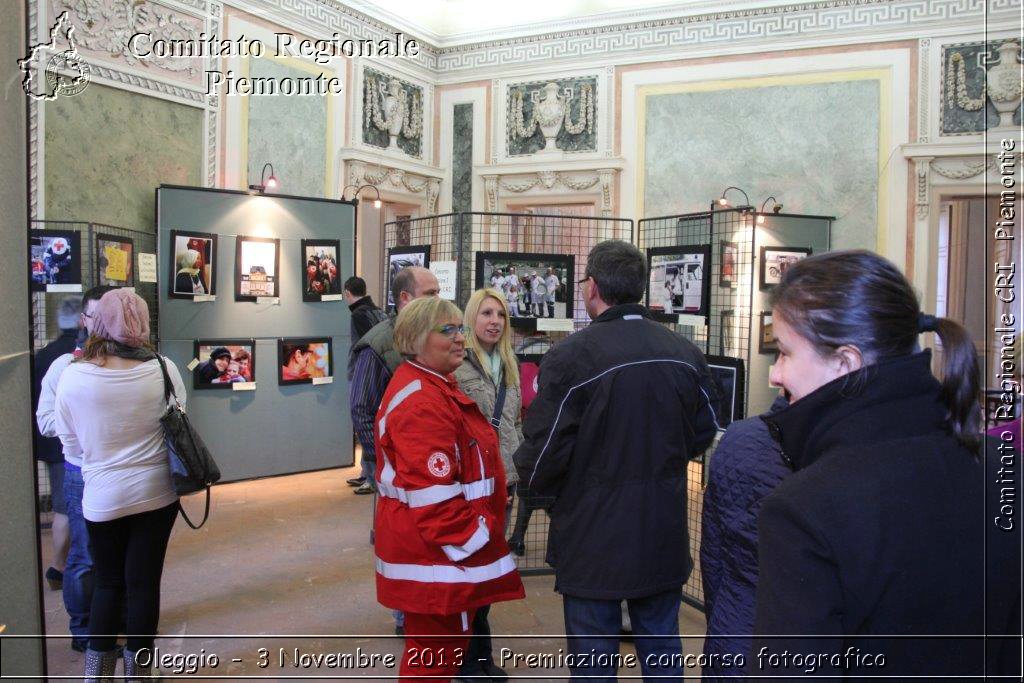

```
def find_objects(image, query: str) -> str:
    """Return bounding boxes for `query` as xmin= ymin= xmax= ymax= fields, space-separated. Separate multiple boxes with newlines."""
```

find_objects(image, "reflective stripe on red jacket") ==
xmin=374 ymin=360 xmax=525 ymax=615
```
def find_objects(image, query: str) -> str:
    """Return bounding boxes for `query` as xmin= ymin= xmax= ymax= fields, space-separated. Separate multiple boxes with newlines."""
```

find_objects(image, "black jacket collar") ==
xmin=762 ymin=351 xmax=948 ymax=471
xmin=592 ymin=303 xmax=651 ymax=324
xmin=348 ymin=295 xmax=376 ymax=313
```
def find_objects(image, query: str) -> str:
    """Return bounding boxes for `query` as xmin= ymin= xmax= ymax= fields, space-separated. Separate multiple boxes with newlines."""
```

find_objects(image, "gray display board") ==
xmin=747 ymin=215 xmax=832 ymax=415
xmin=157 ymin=186 xmax=356 ymax=482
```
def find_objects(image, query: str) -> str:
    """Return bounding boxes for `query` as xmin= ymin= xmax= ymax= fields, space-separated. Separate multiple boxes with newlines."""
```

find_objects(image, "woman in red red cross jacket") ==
xmin=374 ymin=296 xmax=525 ymax=681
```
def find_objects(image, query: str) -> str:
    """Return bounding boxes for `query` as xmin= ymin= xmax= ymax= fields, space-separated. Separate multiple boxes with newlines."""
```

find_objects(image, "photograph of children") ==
xmin=719 ymin=241 xmax=738 ymax=288
xmin=705 ymin=355 xmax=746 ymax=429
xmin=645 ymin=245 xmax=712 ymax=321
xmin=759 ymin=311 xmax=779 ymax=354
xmin=236 ymin=236 xmax=280 ymax=301
xmin=760 ymin=246 xmax=812 ymax=289
xmin=193 ymin=340 xmax=256 ymax=390
xmin=169 ymin=230 xmax=217 ymax=299
xmin=475 ymin=251 xmax=574 ymax=326
xmin=95 ymin=234 xmax=134 ymax=287
xmin=301 ymin=239 xmax=342 ymax=301
xmin=386 ymin=245 xmax=431 ymax=311
xmin=30 ymin=230 xmax=82 ymax=291
xmin=278 ymin=338 xmax=333 ymax=385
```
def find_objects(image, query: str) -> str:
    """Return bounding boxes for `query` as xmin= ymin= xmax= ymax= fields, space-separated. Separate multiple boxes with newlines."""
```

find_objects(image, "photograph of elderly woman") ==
xmin=277 ymin=338 xmax=333 ymax=385
xmin=169 ymin=230 xmax=216 ymax=298
xmin=193 ymin=340 xmax=256 ymax=390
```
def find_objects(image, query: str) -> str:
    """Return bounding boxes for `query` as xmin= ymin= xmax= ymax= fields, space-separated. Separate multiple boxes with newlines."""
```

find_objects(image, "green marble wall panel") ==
xmin=507 ymin=76 xmax=598 ymax=156
xmin=247 ymin=59 xmax=328 ymax=198
xmin=643 ymin=79 xmax=879 ymax=251
xmin=452 ymin=103 xmax=473 ymax=213
xmin=363 ymin=67 xmax=423 ymax=158
xmin=941 ymin=39 xmax=1023 ymax=135
xmin=44 ymin=83 xmax=203 ymax=230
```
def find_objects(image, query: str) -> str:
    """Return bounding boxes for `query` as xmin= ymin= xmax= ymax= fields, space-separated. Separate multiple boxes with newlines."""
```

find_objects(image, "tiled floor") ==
xmin=41 ymin=465 xmax=707 ymax=679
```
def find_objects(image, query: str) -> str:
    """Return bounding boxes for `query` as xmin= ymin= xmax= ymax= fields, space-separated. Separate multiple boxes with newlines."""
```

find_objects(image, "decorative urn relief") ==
xmin=363 ymin=70 xmax=423 ymax=157
xmin=508 ymin=78 xmax=595 ymax=155
xmin=947 ymin=40 xmax=1023 ymax=130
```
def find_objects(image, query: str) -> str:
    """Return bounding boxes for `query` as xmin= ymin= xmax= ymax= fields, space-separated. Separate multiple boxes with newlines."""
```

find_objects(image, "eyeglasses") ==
xmin=434 ymin=324 xmax=467 ymax=339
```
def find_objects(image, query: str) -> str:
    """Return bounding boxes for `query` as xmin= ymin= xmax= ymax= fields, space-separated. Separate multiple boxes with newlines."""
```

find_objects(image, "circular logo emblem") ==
xmin=427 ymin=452 xmax=451 ymax=478
xmin=45 ymin=50 xmax=91 ymax=97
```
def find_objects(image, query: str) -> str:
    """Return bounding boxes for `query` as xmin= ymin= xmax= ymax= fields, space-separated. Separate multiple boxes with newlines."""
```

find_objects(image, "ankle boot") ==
xmin=84 ymin=648 xmax=118 ymax=683
xmin=123 ymin=649 xmax=152 ymax=682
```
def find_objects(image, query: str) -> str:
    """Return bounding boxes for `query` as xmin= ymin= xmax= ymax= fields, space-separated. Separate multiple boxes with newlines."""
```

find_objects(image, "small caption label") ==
xmin=233 ymin=382 xmax=256 ymax=391
xmin=536 ymin=318 xmax=574 ymax=332
xmin=312 ymin=376 xmax=334 ymax=385
xmin=186 ymin=358 xmax=200 ymax=371
xmin=256 ymin=296 xmax=280 ymax=305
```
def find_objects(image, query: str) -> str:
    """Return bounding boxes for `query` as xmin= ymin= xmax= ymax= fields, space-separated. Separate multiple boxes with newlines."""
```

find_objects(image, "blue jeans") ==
xmin=63 ymin=465 xmax=92 ymax=643
xmin=562 ymin=588 xmax=683 ymax=682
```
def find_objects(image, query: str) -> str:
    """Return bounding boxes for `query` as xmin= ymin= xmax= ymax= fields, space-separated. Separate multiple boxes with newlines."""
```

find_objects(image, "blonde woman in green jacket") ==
xmin=453 ymin=287 xmax=523 ymax=681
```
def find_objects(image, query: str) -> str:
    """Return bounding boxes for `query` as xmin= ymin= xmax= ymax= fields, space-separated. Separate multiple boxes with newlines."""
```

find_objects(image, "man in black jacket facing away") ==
xmin=344 ymin=276 xmax=386 ymax=343
xmin=514 ymin=240 xmax=718 ymax=680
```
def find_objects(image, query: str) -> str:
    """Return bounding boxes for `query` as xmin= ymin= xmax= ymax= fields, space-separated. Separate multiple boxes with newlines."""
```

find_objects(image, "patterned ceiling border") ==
xmin=434 ymin=0 xmax=1020 ymax=73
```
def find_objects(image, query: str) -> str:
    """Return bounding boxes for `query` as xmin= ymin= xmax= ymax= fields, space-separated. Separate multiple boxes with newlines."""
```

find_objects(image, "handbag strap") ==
xmin=153 ymin=354 xmax=182 ymax=409
xmin=490 ymin=382 xmax=507 ymax=431
xmin=177 ymin=487 xmax=211 ymax=530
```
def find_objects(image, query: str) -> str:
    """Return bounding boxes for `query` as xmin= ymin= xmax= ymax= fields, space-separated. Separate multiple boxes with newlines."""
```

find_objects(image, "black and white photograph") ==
xmin=386 ymin=245 xmax=431 ymax=310
xmin=278 ymin=337 xmax=333 ymax=385
xmin=705 ymin=354 xmax=745 ymax=429
xmin=719 ymin=241 xmax=738 ymax=288
xmin=95 ymin=234 xmax=134 ymax=287
xmin=759 ymin=310 xmax=778 ymax=354
xmin=302 ymin=239 xmax=342 ymax=302
xmin=236 ymin=236 xmax=280 ymax=301
xmin=169 ymin=230 xmax=217 ymax=299
xmin=719 ymin=308 xmax=736 ymax=356
xmin=30 ymin=230 xmax=82 ymax=291
xmin=759 ymin=245 xmax=812 ymax=289
xmin=646 ymin=245 xmax=712 ymax=321
xmin=193 ymin=339 xmax=256 ymax=390
xmin=475 ymin=251 xmax=574 ymax=326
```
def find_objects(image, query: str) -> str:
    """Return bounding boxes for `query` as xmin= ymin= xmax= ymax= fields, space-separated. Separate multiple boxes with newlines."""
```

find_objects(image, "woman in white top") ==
xmin=55 ymin=288 xmax=185 ymax=682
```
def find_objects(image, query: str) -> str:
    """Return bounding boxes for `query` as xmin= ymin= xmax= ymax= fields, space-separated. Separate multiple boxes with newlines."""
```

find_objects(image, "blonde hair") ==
xmin=177 ymin=249 xmax=200 ymax=272
xmin=394 ymin=297 xmax=463 ymax=357
xmin=463 ymin=288 xmax=520 ymax=388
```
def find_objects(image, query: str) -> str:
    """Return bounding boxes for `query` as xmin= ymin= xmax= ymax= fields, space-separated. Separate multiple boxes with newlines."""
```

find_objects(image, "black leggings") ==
xmin=86 ymin=502 xmax=178 ymax=652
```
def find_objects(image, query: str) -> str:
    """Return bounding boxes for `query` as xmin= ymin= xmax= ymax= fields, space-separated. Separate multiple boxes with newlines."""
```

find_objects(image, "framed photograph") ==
xmin=193 ymin=339 xmax=256 ymax=390
xmin=278 ymin=337 xmax=333 ymax=385
xmin=759 ymin=246 xmax=812 ymax=290
xmin=235 ymin=236 xmax=280 ymax=301
xmin=386 ymin=245 xmax=431 ymax=311
xmin=516 ymin=353 xmax=544 ymax=413
xmin=719 ymin=241 xmax=738 ymax=288
xmin=706 ymin=355 xmax=746 ymax=430
xmin=645 ymin=245 xmax=712 ymax=321
xmin=475 ymin=251 xmax=575 ymax=330
xmin=169 ymin=230 xmax=217 ymax=299
xmin=302 ymin=239 xmax=342 ymax=302
xmin=95 ymin=234 xmax=134 ymax=287
xmin=759 ymin=311 xmax=778 ymax=354
xmin=30 ymin=230 xmax=82 ymax=291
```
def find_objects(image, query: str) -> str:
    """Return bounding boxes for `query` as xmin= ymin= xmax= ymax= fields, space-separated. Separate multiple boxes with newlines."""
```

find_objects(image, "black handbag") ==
xmin=155 ymin=355 xmax=220 ymax=529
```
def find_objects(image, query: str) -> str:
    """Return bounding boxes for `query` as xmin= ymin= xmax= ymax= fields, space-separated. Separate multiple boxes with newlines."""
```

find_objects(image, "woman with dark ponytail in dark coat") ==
xmin=753 ymin=250 xmax=1020 ymax=679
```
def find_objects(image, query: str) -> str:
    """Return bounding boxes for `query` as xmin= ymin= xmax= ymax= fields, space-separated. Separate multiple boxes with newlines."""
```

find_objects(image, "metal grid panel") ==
xmin=30 ymin=220 xmax=158 ymax=522
xmin=382 ymin=211 xmax=633 ymax=573
xmin=638 ymin=207 xmax=756 ymax=611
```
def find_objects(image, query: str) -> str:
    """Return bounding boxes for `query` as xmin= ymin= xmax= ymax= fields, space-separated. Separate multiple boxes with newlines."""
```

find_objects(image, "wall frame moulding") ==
xmin=341 ymin=148 xmax=444 ymax=215
xmin=30 ymin=0 xmax=222 ymax=220
xmin=437 ymin=85 xmax=489 ymax=213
